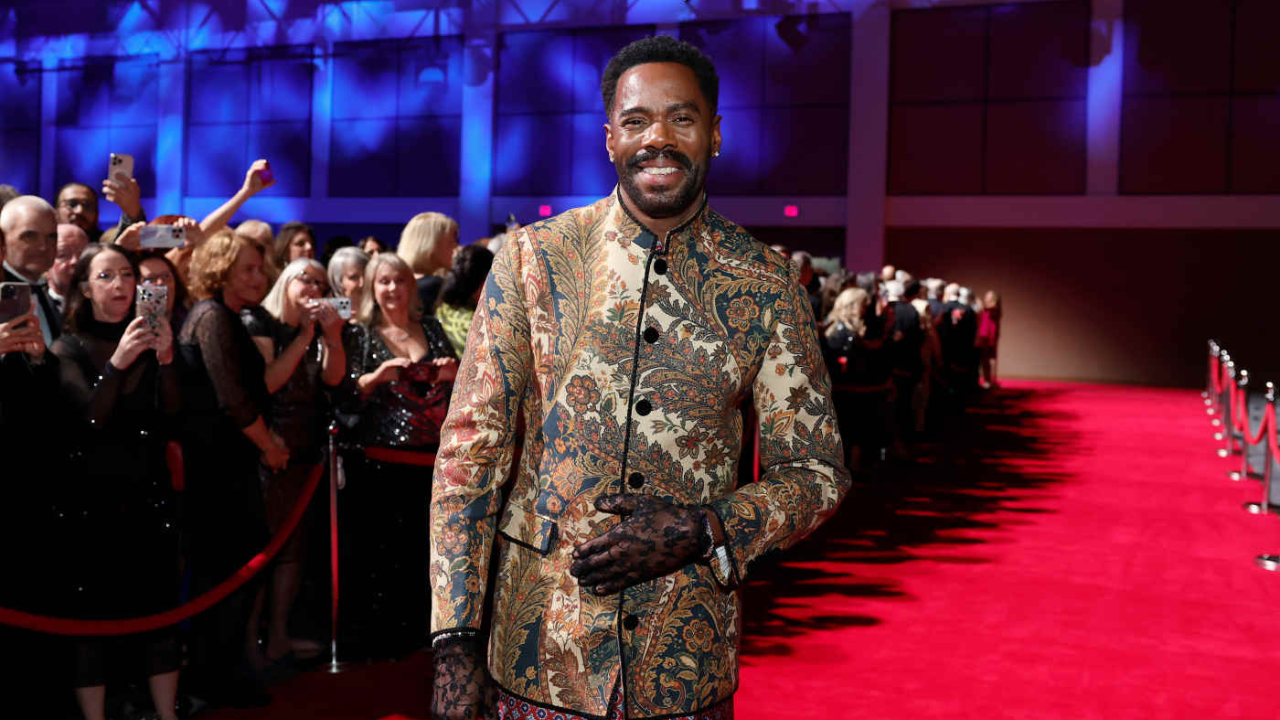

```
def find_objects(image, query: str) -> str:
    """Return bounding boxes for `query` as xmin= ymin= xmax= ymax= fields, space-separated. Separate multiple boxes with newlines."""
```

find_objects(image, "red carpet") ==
xmin=206 ymin=381 xmax=1280 ymax=719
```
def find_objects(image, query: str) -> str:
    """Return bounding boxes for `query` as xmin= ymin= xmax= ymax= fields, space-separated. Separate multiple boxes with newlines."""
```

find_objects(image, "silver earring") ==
xmin=609 ymin=153 xmax=615 ymax=162
xmin=713 ymin=150 xmax=720 ymax=158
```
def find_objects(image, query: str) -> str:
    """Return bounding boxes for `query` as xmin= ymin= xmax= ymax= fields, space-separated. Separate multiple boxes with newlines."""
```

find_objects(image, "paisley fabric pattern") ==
xmin=431 ymin=189 xmax=849 ymax=719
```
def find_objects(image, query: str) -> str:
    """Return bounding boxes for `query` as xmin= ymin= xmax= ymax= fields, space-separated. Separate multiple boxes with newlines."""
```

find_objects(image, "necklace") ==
xmin=382 ymin=324 xmax=410 ymax=343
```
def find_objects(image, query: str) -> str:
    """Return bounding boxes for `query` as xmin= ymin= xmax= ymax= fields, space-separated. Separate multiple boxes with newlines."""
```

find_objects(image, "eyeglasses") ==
xmin=58 ymin=199 xmax=96 ymax=211
xmin=294 ymin=275 xmax=326 ymax=289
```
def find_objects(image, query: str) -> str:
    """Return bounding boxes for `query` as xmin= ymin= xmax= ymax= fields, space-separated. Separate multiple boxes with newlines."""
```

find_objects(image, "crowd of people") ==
xmin=0 ymin=159 xmax=1001 ymax=719
xmin=0 ymin=163 xmax=498 ymax=719
xmin=796 ymin=255 xmax=1004 ymax=473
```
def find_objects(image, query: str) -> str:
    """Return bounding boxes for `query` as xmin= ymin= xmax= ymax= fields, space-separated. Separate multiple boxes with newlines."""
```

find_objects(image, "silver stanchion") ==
xmin=1245 ymin=382 xmax=1276 ymax=515
xmin=1204 ymin=340 xmax=1216 ymax=403
xmin=1228 ymin=369 xmax=1250 ymax=480
xmin=1218 ymin=357 xmax=1238 ymax=459
xmin=1255 ymin=384 xmax=1280 ymax=571
xmin=326 ymin=422 xmax=356 ymax=673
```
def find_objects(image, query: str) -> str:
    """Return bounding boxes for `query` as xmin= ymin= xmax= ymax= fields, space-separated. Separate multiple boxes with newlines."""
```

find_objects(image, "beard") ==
xmin=617 ymin=148 xmax=710 ymax=220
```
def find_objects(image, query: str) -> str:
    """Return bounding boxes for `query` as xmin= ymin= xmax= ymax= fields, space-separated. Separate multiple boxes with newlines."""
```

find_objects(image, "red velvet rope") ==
xmin=1234 ymin=386 xmax=1272 ymax=447
xmin=0 ymin=464 xmax=323 ymax=636
xmin=1270 ymin=405 xmax=1280 ymax=464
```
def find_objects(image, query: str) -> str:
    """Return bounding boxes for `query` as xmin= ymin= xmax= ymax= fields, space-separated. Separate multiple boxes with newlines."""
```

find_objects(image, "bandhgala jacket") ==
xmin=431 ymin=189 xmax=850 ymax=719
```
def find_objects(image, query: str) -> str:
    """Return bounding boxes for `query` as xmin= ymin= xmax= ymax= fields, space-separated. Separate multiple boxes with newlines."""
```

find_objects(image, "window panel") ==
xmin=1230 ymin=96 xmax=1280 ymax=194
xmin=985 ymin=100 xmax=1086 ymax=194
xmin=572 ymin=27 xmax=655 ymax=115
xmin=1234 ymin=0 xmax=1280 ymax=93
xmin=891 ymin=8 xmax=987 ymax=103
xmin=248 ymin=121 xmax=310 ymax=197
xmin=570 ymin=112 xmax=617 ymax=197
xmin=705 ymin=109 xmax=762 ymax=196
xmin=397 ymin=116 xmax=462 ymax=197
xmin=888 ymin=103 xmax=984 ymax=195
xmin=1120 ymin=96 xmax=1228 ymax=194
xmin=987 ymin=3 xmax=1089 ymax=100
xmin=764 ymin=12 xmax=851 ymax=107
xmin=759 ymin=107 xmax=848 ymax=195
xmin=493 ymin=114 xmax=574 ymax=196
xmin=185 ymin=124 xmax=247 ymax=197
xmin=330 ymin=119 xmax=397 ymax=197
xmin=0 ymin=130 xmax=39 ymax=193
xmin=497 ymin=31 xmax=575 ymax=115
xmin=398 ymin=38 xmax=465 ymax=118
xmin=1123 ymin=0 xmax=1232 ymax=95
xmin=681 ymin=19 xmax=767 ymax=111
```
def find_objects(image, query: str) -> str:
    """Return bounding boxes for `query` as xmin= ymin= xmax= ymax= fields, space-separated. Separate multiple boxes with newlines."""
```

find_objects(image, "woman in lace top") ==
xmin=242 ymin=257 xmax=346 ymax=665
xmin=338 ymin=251 xmax=457 ymax=659
xmin=51 ymin=243 xmax=182 ymax=720
xmin=176 ymin=232 xmax=282 ymax=706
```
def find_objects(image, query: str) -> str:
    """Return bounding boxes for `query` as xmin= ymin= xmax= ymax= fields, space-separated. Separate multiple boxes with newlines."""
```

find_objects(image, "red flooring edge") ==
xmin=206 ymin=381 xmax=1280 ymax=719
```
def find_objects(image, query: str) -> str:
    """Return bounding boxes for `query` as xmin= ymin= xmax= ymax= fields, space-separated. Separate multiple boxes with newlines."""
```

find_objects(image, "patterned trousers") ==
xmin=496 ymin=684 xmax=734 ymax=720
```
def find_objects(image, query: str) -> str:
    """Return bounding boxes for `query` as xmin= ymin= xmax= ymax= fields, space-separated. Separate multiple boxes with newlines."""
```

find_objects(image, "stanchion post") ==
xmin=1219 ymin=358 xmax=1237 ymax=458
xmin=1228 ymin=369 xmax=1250 ymax=480
xmin=1246 ymin=383 xmax=1275 ymax=515
xmin=1256 ymin=384 xmax=1280 ymax=572
xmin=327 ymin=422 xmax=343 ymax=673
xmin=1204 ymin=340 xmax=1216 ymax=402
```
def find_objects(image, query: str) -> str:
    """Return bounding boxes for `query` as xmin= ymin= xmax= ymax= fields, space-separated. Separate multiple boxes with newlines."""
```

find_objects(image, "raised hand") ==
xmin=431 ymin=636 xmax=492 ymax=720
xmin=114 ymin=221 xmax=146 ymax=251
xmin=153 ymin=319 xmax=174 ymax=365
xmin=243 ymin=158 xmax=274 ymax=196
xmin=570 ymin=493 xmax=706 ymax=596
xmin=109 ymin=316 xmax=154 ymax=370
xmin=101 ymin=176 xmax=143 ymax=219
xmin=0 ymin=312 xmax=44 ymax=358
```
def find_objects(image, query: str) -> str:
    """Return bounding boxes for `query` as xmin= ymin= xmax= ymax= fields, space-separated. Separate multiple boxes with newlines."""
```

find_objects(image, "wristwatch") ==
xmin=699 ymin=507 xmax=733 ymax=587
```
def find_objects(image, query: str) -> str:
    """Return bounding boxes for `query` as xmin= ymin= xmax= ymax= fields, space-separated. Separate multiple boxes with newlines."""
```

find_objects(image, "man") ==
xmin=56 ymin=179 xmax=147 ymax=242
xmin=2 ymin=196 xmax=61 ymax=344
xmin=46 ymin=224 xmax=89 ymax=316
xmin=429 ymin=37 xmax=849 ymax=720
xmin=789 ymin=250 xmax=823 ymax=322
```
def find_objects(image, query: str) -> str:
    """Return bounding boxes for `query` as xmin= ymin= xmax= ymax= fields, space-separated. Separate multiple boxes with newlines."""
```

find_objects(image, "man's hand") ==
xmin=0 ymin=312 xmax=45 ymax=359
xmin=101 ymin=176 xmax=143 ymax=219
xmin=570 ymin=494 xmax=705 ymax=596
xmin=432 ymin=636 xmax=493 ymax=720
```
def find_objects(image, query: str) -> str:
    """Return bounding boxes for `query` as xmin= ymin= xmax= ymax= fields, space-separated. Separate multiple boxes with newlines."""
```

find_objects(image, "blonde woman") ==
xmin=242 ymin=258 xmax=346 ymax=666
xmin=177 ymin=231 xmax=282 ymax=706
xmin=822 ymin=287 xmax=895 ymax=472
xmin=338 ymin=252 xmax=457 ymax=659
xmin=396 ymin=211 xmax=458 ymax=313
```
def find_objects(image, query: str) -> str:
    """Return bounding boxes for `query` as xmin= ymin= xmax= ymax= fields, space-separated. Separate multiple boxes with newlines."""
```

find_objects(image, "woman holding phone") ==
xmin=177 ymin=231 xmax=284 ymax=707
xmin=242 ymin=257 xmax=345 ymax=667
xmin=50 ymin=243 xmax=183 ymax=720
xmin=339 ymin=252 xmax=456 ymax=659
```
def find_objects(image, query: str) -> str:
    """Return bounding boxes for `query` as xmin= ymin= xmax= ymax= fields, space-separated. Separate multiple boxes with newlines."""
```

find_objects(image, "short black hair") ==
xmin=440 ymin=244 xmax=494 ymax=310
xmin=601 ymin=36 xmax=719 ymax=116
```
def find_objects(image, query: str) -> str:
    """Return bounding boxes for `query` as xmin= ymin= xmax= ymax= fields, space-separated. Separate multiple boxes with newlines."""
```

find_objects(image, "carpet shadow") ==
xmin=739 ymin=386 xmax=1080 ymax=655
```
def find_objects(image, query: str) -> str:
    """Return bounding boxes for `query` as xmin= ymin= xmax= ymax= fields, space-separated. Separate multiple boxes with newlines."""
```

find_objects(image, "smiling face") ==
xmin=56 ymin=184 xmax=98 ymax=235
xmin=341 ymin=262 xmax=364 ymax=305
xmin=372 ymin=261 xmax=412 ymax=317
xmin=289 ymin=231 xmax=315 ymax=262
xmin=605 ymin=62 xmax=720 ymax=223
xmin=84 ymin=250 xmax=136 ymax=323
xmin=226 ymin=245 xmax=269 ymax=308
xmin=287 ymin=265 xmax=327 ymax=311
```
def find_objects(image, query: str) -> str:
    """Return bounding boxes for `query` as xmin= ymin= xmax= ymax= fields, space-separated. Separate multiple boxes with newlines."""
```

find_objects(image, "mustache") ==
xmin=626 ymin=149 xmax=694 ymax=171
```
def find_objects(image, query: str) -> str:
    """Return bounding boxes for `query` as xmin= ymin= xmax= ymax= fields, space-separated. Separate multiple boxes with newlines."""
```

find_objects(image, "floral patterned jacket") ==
xmin=431 ymin=189 xmax=850 ymax=719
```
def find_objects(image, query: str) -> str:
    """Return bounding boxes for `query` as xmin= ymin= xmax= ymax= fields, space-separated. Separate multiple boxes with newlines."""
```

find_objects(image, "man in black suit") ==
xmin=2 ymin=195 xmax=61 ymax=344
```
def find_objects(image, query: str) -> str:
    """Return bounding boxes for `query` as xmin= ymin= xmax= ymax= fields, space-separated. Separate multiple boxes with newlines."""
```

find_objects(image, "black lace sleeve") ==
xmin=189 ymin=304 xmax=261 ymax=429
xmin=51 ymin=334 xmax=129 ymax=430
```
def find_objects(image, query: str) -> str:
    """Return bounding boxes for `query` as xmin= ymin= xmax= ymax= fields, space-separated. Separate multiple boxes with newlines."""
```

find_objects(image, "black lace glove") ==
xmin=569 ymin=493 xmax=708 ymax=596
xmin=432 ymin=635 xmax=494 ymax=720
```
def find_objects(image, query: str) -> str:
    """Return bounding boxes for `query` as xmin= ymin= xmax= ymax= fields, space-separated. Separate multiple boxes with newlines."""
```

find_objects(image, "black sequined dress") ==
xmin=337 ymin=316 xmax=456 ymax=658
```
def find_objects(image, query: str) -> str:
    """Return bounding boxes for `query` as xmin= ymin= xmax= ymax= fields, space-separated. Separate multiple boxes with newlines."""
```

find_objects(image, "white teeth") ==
xmin=642 ymin=167 xmax=678 ymax=175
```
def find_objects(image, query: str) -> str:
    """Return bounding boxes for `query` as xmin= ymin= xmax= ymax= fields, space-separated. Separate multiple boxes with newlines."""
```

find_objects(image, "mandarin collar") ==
xmin=610 ymin=186 xmax=709 ymax=255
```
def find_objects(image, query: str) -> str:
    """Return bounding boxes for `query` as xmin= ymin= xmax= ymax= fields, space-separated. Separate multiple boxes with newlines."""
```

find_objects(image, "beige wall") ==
xmin=886 ymin=227 xmax=1280 ymax=388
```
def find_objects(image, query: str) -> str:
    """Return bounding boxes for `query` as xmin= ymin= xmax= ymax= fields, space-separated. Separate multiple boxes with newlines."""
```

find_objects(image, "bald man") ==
xmin=2 ymin=196 xmax=61 ymax=343
xmin=46 ymin=224 xmax=89 ymax=317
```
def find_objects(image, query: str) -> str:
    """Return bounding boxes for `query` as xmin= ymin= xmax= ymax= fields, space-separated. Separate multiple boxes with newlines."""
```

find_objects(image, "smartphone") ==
xmin=138 ymin=225 xmax=186 ymax=249
xmin=136 ymin=285 xmax=168 ymax=331
xmin=109 ymin=153 xmax=134 ymax=183
xmin=0 ymin=282 xmax=33 ymax=324
xmin=319 ymin=296 xmax=352 ymax=320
